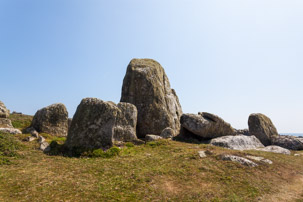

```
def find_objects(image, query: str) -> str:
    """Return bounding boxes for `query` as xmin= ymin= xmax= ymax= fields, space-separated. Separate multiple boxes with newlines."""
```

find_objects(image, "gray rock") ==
xmin=221 ymin=154 xmax=258 ymax=167
xmin=24 ymin=136 xmax=36 ymax=142
xmin=31 ymin=131 xmax=39 ymax=138
xmin=0 ymin=128 xmax=22 ymax=135
xmin=248 ymin=113 xmax=278 ymax=146
xmin=180 ymin=112 xmax=235 ymax=139
xmin=160 ymin=127 xmax=175 ymax=139
xmin=0 ymin=118 xmax=13 ymax=128
xmin=31 ymin=103 xmax=68 ymax=137
xmin=210 ymin=135 xmax=264 ymax=150
xmin=294 ymin=154 xmax=300 ymax=157
xmin=40 ymin=141 xmax=50 ymax=152
xmin=235 ymin=129 xmax=250 ymax=136
xmin=256 ymin=145 xmax=291 ymax=155
xmin=198 ymin=151 xmax=207 ymax=158
xmin=245 ymin=155 xmax=273 ymax=164
xmin=145 ymin=134 xmax=163 ymax=142
xmin=65 ymin=98 xmax=138 ymax=151
xmin=24 ymin=127 xmax=39 ymax=138
xmin=120 ymin=59 xmax=182 ymax=138
xmin=39 ymin=136 xmax=46 ymax=143
xmin=271 ymin=135 xmax=303 ymax=150
xmin=0 ymin=101 xmax=10 ymax=118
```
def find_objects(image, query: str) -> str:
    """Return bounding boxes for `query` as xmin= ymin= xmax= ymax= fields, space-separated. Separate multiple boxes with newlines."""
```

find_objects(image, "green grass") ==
xmin=0 ymin=132 xmax=23 ymax=165
xmin=9 ymin=113 xmax=32 ymax=131
xmin=1 ymin=114 xmax=303 ymax=201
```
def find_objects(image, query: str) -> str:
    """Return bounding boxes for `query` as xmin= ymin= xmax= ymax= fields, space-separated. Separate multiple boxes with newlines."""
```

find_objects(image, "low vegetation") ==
xmin=0 ymin=114 xmax=303 ymax=201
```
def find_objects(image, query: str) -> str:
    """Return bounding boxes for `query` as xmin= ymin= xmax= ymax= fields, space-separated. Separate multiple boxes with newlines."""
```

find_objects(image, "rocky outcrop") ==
xmin=248 ymin=113 xmax=278 ymax=146
xmin=0 ymin=101 xmax=13 ymax=128
xmin=65 ymin=98 xmax=138 ymax=151
xmin=210 ymin=135 xmax=264 ymax=150
xmin=220 ymin=154 xmax=258 ymax=167
xmin=180 ymin=112 xmax=235 ymax=139
xmin=31 ymin=103 xmax=68 ymax=137
xmin=0 ymin=101 xmax=10 ymax=118
xmin=0 ymin=128 xmax=22 ymax=135
xmin=271 ymin=135 xmax=303 ymax=150
xmin=120 ymin=59 xmax=182 ymax=138
xmin=256 ymin=145 xmax=291 ymax=155
xmin=0 ymin=118 xmax=13 ymax=128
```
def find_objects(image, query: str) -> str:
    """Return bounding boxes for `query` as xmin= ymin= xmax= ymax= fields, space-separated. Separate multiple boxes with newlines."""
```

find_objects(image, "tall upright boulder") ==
xmin=248 ymin=113 xmax=278 ymax=146
xmin=31 ymin=103 xmax=68 ymax=137
xmin=65 ymin=98 xmax=138 ymax=150
xmin=120 ymin=59 xmax=182 ymax=138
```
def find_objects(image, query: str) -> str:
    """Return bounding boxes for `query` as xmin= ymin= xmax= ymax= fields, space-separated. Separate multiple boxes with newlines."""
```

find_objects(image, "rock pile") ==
xmin=120 ymin=59 xmax=182 ymax=138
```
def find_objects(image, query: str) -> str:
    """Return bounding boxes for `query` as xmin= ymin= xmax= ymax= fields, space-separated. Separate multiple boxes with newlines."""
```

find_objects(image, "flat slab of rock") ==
xmin=272 ymin=135 xmax=303 ymax=150
xmin=120 ymin=59 xmax=182 ymax=138
xmin=145 ymin=135 xmax=163 ymax=142
xmin=65 ymin=98 xmax=138 ymax=151
xmin=248 ymin=113 xmax=278 ymax=146
xmin=256 ymin=145 xmax=291 ymax=155
xmin=210 ymin=135 xmax=264 ymax=150
xmin=0 ymin=128 xmax=22 ymax=135
xmin=198 ymin=151 xmax=207 ymax=158
xmin=245 ymin=155 xmax=273 ymax=164
xmin=181 ymin=112 xmax=235 ymax=139
xmin=31 ymin=103 xmax=68 ymax=137
xmin=221 ymin=154 xmax=258 ymax=167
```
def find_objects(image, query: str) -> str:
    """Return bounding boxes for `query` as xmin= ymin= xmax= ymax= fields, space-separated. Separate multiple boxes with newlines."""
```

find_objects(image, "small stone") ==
xmin=0 ymin=128 xmax=22 ymax=135
xmin=31 ymin=131 xmax=39 ymax=138
xmin=145 ymin=134 xmax=163 ymax=142
xmin=24 ymin=136 xmax=36 ymax=142
xmin=245 ymin=155 xmax=273 ymax=164
xmin=39 ymin=136 xmax=46 ymax=143
xmin=221 ymin=154 xmax=258 ymax=167
xmin=294 ymin=154 xmax=300 ymax=157
xmin=160 ymin=127 xmax=175 ymax=139
xmin=198 ymin=151 xmax=207 ymax=158
xmin=40 ymin=142 xmax=50 ymax=152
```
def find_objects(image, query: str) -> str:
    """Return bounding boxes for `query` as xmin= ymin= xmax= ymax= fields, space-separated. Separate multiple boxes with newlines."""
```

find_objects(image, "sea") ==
xmin=280 ymin=133 xmax=303 ymax=137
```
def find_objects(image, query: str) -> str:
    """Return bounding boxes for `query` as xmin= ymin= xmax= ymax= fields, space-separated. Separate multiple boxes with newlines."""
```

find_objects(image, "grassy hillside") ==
xmin=0 ymin=114 xmax=303 ymax=201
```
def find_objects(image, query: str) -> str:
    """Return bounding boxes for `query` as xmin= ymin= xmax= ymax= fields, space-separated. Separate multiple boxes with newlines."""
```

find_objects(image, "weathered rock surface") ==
xmin=210 ymin=135 xmax=264 ymax=150
xmin=120 ymin=59 xmax=182 ymax=138
xmin=248 ymin=113 xmax=278 ymax=146
xmin=0 ymin=101 xmax=10 ymax=118
xmin=31 ymin=103 xmax=68 ymax=137
xmin=145 ymin=134 xmax=163 ymax=142
xmin=271 ymin=135 xmax=303 ymax=150
xmin=235 ymin=129 xmax=250 ymax=136
xmin=160 ymin=127 xmax=175 ymax=139
xmin=0 ymin=118 xmax=13 ymax=128
xmin=0 ymin=128 xmax=22 ymax=134
xmin=245 ymin=155 xmax=273 ymax=164
xmin=198 ymin=151 xmax=207 ymax=158
xmin=180 ymin=112 xmax=235 ymax=139
xmin=65 ymin=98 xmax=138 ymax=150
xmin=256 ymin=145 xmax=291 ymax=155
xmin=221 ymin=154 xmax=258 ymax=167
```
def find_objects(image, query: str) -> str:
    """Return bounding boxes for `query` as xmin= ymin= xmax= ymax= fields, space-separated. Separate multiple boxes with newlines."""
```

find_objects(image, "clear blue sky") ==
xmin=1 ymin=0 xmax=302 ymax=133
